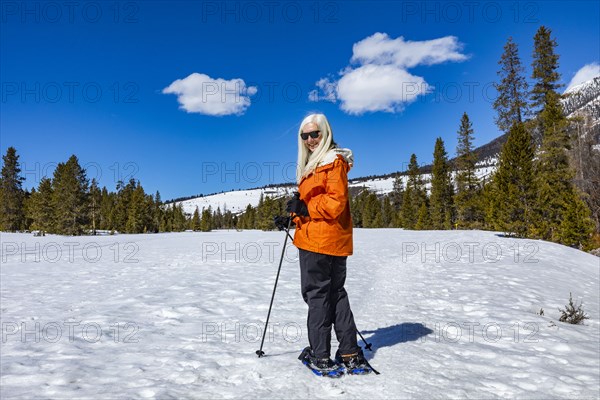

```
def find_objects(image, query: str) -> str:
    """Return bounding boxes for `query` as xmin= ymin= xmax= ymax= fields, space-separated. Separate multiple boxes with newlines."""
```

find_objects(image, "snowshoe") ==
xmin=298 ymin=347 xmax=345 ymax=378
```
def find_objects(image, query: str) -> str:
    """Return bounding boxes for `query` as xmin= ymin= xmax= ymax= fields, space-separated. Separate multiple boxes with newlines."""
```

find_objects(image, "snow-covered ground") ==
xmin=1 ymin=230 xmax=598 ymax=399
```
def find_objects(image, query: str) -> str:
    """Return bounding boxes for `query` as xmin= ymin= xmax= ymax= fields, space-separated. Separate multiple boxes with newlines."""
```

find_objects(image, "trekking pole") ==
xmin=356 ymin=329 xmax=373 ymax=351
xmin=285 ymin=231 xmax=294 ymax=242
xmin=356 ymin=329 xmax=381 ymax=375
xmin=256 ymin=217 xmax=293 ymax=358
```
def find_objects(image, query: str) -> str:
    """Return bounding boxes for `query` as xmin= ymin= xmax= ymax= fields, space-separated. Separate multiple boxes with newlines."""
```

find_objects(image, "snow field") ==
xmin=0 ymin=229 xmax=598 ymax=399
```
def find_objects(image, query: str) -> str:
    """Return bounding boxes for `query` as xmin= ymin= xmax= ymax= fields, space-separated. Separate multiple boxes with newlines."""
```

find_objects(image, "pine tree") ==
xmin=429 ymin=138 xmax=454 ymax=229
xmin=493 ymin=37 xmax=529 ymax=132
xmin=481 ymin=178 xmax=498 ymax=231
xmin=415 ymin=202 xmax=430 ymax=230
xmin=113 ymin=180 xmax=131 ymax=231
xmin=531 ymin=26 xmax=561 ymax=113
xmin=534 ymin=117 xmax=586 ymax=242
xmin=143 ymin=191 xmax=157 ymax=233
xmin=89 ymin=178 xmax=101 ymax=234
xmin=558 ymin=193 xmax=594 ymax=248
xmin=126 ymin=183 xmax=150 ymax=233
xmin=51 ymin=155 xmax=89 ymax=235
xmin=400 ymin=183 xmax=414 ymax=229
xmin=529 ymin=26 xmax=593 ymax=245
xmin=390 ymin=174 xmax=405 ymax=227
xmin=172 ymin=203 xmax=188 ymax=231
xmin=361 ymin=192 xmax=372 ymax=228
xmin=490 ymin=122 xmax=537 ymax=237
xmin=27 ymin=177 xmax=54 ymax=233
xmin=100 ymin=187 xmax=115 ymax=231
xmin=372 ymin=202 xmax=384 ymax=227
xmin=531 ymin=25 xmax=562 ymax=148
xmin=239 ymin=204 xmax=255 ymax=229
xmin=223 ymin=209 xmax=235 ymax=229
xmin=381 ymin=196 xmax=394 ymax=228
xmin=401 ymin=154 xmax=426 ymax=229
xmin=191 ymin=207 xmax=201 ymax=231
xmin=362 ymin=192 xmax=382 ymax=228
xmin=256 ymin=194 xmax=277 ymax=230
xmin=200 ymin=206 xmax=213 ymax=232
xmin=390 ymin=174 xmax=405 ymax=209
xmin=159 ymin=207 xmax=169 ymax=232
xmin=214 ymin=206 xmax=224 ymax=229
xmin=0 ymin=147 xmax=26 ymax=231
xmin=351 ymin=189 xmax=368 ymax=227
xmin=153 ymin=191 xmax=163 ymax=233
xmin=454 ymin=113 xmax=481 ymax=228
xmin=22 ymin=189 xmax=33 ymax=231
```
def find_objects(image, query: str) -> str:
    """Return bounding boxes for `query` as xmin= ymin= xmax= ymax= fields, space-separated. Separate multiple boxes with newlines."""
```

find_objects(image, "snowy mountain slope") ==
xmin=168 ymin=158 xmax=497 ymax=212
xmin=174 ymin=186 xmax=294 ymax=215
xmin=563 ymin=76 xmax=600 ymax=121
xmin=348 ymin=158 xmax=497 ymax=196
xmin=1 ymin=230 xmax=598 ymax=398
xmin=168 ymin=78 xmax=599 ymax=213
xmin=169 ymin=158 xmax=498 ymax=213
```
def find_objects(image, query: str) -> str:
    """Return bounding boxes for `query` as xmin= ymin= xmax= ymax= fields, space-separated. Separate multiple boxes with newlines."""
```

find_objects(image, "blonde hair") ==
xmin=296 ymin=113 xmax=336 ymax=183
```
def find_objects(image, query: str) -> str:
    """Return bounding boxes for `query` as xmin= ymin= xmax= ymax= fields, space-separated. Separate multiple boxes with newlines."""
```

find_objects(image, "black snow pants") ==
xmin=299 ymin=248 xmax=360 ymax=359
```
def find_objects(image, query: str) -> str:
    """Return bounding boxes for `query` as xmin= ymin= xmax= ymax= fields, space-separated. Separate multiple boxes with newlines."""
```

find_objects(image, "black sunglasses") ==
xmin=300 ymin=130 xmax=320 ymax=140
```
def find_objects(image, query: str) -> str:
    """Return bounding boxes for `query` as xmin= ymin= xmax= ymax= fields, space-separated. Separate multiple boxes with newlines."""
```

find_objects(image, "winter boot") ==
xmin=299 ymin=347 xmax=344 ymax=377
xmin=335 ymin=349 xmax=373 ymax=375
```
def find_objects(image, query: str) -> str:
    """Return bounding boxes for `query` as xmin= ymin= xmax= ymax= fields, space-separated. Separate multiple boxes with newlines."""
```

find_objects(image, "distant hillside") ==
xmin=167 ymin=77 xmax=599 ymax=214
xmin=346 ymin=76 xmax=600 ymax=187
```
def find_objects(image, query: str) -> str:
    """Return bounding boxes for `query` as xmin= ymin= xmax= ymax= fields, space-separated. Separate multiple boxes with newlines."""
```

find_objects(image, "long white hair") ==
xmin=296 ymin=113 xmax=335 ymax=183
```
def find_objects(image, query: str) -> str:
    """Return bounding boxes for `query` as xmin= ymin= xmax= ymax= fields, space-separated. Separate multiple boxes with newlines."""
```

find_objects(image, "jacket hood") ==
xmin=318 ymin=147 xmax=354 ymax=168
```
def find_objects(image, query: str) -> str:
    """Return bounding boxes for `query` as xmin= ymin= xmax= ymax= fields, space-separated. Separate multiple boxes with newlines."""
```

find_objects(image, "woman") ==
xmin=278 ymin=113 xmax=370 ymax=375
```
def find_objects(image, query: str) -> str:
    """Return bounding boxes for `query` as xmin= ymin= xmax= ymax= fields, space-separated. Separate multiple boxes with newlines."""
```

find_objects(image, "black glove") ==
xmin=273 ymin=215 xmax=291 ymax=231
xmin=286 ymin=193 xmax=310 ymax=217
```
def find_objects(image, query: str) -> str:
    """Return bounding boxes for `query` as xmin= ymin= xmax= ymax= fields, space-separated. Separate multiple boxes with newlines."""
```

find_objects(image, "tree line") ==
xmin=347 ymin=27 xmax=596 ymax=249
xmin=0 ymin=26 xmax=596 ymax=249
xmin=247 ymin=25 xmax=598 ymax=249
xmin=0 ymin=151 xmax=239 ymax=235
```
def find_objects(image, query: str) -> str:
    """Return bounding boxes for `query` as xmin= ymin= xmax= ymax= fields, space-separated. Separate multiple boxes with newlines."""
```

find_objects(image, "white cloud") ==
xmin=163 ymin=73 xmax=257 ymax=116
xmin=309 ymin=32 xmax=468 ymax=115
xmin=337 ymin=65 xmax=430 ymax=114
xmin=308 ymin=77 xmax=338 ymax=103
xmin=351 ymin=33 xmax=467 ymax=68
xmin=565 ymin=63 xmax=600 ymax=93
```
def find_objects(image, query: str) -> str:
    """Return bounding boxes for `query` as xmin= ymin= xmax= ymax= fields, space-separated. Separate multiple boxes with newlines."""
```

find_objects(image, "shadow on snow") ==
xmin=359 ymin=322 xmax=434 ymax=358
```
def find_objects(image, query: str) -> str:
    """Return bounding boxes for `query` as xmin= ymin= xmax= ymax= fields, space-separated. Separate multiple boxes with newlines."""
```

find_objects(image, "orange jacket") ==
xmin=292 ymin=150 xmax=353 ymax=256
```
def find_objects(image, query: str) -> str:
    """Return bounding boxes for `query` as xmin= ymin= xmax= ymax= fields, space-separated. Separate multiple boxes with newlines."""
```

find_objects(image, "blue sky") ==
xmin=2 ymin=1 xmax=599 ymax=200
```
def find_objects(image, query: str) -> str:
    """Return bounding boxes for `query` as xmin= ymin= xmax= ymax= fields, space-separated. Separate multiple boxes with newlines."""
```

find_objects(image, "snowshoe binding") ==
xmin=335 ymin=349 xmax=374 ymax=375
